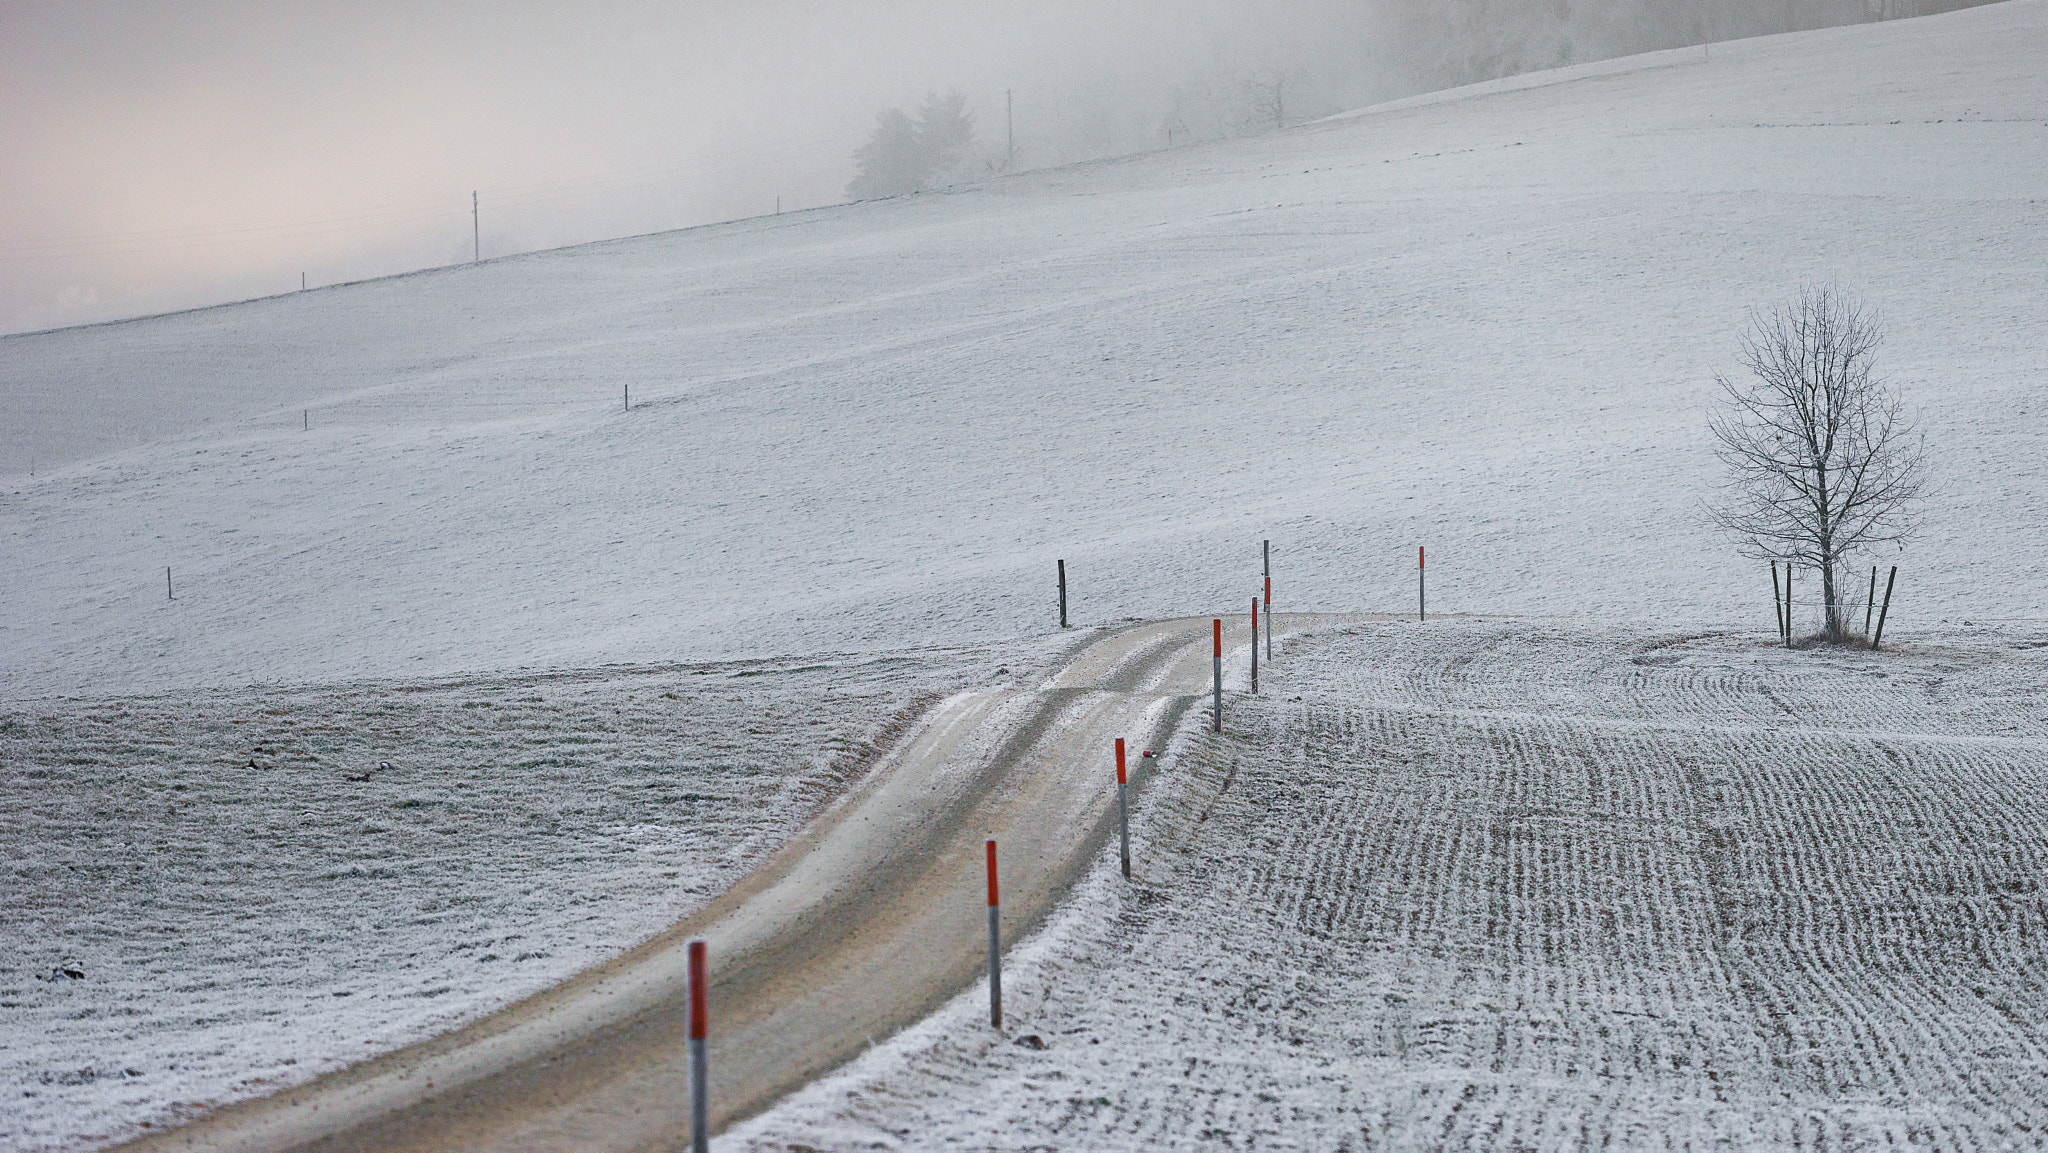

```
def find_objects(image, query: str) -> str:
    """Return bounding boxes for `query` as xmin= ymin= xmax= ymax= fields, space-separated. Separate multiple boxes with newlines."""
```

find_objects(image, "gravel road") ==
xmin=122 ymin=615 xmax=1334 ymax=1151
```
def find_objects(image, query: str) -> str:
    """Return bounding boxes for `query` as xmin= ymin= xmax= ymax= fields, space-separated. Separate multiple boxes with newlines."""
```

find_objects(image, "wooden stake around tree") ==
xmin=1784 ymin=565 xmax=1794 ymax=648
xmin=1865 ymin=565 xmax=1877 ymax=636
xmin=1770 ymin=563 xmax=1783 ymax=640
xmin=1873 ymin=566 xmax=1898 ymax=650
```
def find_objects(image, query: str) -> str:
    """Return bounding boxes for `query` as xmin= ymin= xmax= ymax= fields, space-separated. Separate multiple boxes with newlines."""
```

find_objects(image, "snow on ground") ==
xmin=2 ymin=4 xmax=2046 ymax=1149
xmin=0 ymin=637 xmax=1073 ymax=1152
xmin=5 ymin=3 xmax=2046 ymax=701
xmin=733 ymin=618 xmax=2048 ymax=1150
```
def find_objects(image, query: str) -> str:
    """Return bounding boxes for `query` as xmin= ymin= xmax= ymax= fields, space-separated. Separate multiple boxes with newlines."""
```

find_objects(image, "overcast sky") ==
xmin=2 ymin=0 xmax=1911 ymax=335
xmin=1 ymin=1 xmax=1395 ymax=333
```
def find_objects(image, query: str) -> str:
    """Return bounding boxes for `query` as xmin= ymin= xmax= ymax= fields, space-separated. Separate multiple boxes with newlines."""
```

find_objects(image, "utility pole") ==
xmin=1006 ymin=89 xmax=1014 ymax=169
xmin=472 ymin=191 xmax=479 ymax=263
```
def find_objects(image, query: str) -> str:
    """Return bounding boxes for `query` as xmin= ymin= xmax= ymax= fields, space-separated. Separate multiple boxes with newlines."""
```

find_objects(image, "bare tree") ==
xmin=1709 ymin=284 xmax=1925 ymax=641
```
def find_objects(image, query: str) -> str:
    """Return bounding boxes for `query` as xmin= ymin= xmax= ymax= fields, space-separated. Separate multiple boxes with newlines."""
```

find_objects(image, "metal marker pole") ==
xmin=688 ymin=940 xmax=708 ymax=1153
xmin=1250 ymin=597 xmax=1259 ymax=694
xmin=1058 ymin=560 xmax=1068 ymax=629
xmin=1212 ymin=618 xmax=1223 ymax=732
xmin=1115 ymin=738 xmax=1131 ymax=879
xmin=1865 ymin=565 xmax=1877 ymax=636
xmin=985 ymin=840 xmax=1002 ymax=1027
xmin=1263 ymin=540 xmax=1272 ymax=661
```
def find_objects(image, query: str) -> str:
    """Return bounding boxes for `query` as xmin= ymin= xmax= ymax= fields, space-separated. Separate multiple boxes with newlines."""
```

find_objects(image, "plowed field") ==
xmin=738 ymin=620 xmax=2048 ymax=1149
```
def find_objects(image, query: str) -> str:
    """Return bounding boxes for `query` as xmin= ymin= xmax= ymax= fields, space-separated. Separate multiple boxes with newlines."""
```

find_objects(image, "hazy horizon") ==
xmin=0 ymin=0 xmax=1969 ymax=335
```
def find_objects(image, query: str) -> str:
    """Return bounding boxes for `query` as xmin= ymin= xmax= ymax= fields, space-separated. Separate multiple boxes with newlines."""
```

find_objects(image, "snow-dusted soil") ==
xmin=1 ymin=4 xmax=2044 ymax=1149
xmin=0 ymin=639 xmax=1063 ymax=1152
xmin=735 ymin=620 xmax=2048 ymax=1150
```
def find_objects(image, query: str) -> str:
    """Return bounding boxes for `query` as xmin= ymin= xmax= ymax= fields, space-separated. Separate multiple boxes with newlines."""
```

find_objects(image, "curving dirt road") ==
xmin=126 ymin=614 xmax=1344 ymax=1152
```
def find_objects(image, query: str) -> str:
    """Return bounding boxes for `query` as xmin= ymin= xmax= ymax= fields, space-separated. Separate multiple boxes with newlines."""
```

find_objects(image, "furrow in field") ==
xmin=735 ymin=619 xmax=2048 ymax=1149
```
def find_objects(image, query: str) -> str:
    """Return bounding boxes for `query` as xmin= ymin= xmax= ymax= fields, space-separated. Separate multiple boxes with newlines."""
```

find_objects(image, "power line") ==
xmin=1 ymin=127 xmax=865 ymax=264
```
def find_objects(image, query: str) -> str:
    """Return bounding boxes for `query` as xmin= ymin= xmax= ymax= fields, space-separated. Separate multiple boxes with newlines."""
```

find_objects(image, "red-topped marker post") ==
xmin=1250 ymin=597 xmax=1259 ymax=694
xmin=985 ymin=839 xmax=1002 ymax=1028
xmin=688 ymin=940 xmax=708 ymax=1153
xmin=1418 ymin=546 xmax=1426 ymax=622
xmin=1212 ymin=618 xmax=1223 ymax=732
xmin=1115 ymin=738 xmax=1131 ymax=878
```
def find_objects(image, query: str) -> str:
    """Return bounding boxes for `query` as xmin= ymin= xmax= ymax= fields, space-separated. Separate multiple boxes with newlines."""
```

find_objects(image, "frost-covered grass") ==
xmin=0 ymin=639 xmax=1068 ymax=1152
xmin=735 ymin=620 xmax=2048 ymax=1150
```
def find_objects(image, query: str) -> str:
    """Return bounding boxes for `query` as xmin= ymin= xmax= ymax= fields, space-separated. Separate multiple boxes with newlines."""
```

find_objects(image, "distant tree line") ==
xmin=847 ymin=90 xmax=976 ymax=201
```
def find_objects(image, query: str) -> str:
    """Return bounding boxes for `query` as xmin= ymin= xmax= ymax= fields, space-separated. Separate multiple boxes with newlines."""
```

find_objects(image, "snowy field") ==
xmin=735 ymin=618 xmax=2048 ymax=1149
xmin=2 ymin=2 xmax=2045 ymax=1149
xmin=0 ymin=638 xmax=1069 ymax=1151
xmin=4 ymin=3 xmax=2046 ymax=701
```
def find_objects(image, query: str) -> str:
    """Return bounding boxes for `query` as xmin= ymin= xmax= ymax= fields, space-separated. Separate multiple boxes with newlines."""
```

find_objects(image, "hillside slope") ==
xmin=4 ymin=2 xmax=2045 ymax=698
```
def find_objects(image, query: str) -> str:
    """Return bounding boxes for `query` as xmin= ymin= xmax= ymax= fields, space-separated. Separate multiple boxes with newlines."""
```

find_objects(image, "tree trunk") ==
xmin=1820 ymin=557 xmax=1842 ymax=641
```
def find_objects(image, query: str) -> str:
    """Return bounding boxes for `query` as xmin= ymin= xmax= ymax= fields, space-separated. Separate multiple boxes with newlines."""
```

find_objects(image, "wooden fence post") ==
xmin=1263 ymin=541 xmax=1273 ymax=661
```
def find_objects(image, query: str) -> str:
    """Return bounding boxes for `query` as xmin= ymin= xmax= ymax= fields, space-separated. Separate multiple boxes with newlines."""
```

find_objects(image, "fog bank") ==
xmin=0 ymin=0 xmax=1984 ymax=333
